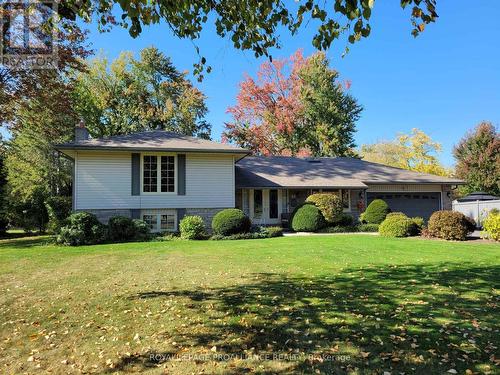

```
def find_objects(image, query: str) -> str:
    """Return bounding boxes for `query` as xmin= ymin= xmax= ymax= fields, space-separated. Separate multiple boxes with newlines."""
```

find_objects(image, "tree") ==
xmin=223 ymin=51 xmax=362 ymax=156
xmin=453 ymin=122 xmax=500 ymax=196
xmin=360 ymin=128 xmax=451 ymax=176
xmin=73 ymin=47 xmax=211 ymax=138
xmin=57 ymin=0 xmax=438 ymax=78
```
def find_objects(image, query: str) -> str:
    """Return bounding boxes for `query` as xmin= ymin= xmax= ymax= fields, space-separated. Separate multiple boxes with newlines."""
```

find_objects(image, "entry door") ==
xmin=251 ymin=189 xmax=281 ymax=224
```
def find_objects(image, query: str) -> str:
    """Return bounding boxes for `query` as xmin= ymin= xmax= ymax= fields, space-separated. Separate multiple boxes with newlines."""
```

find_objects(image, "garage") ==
xmin=367 ymin=192 xmax=441 ymax=220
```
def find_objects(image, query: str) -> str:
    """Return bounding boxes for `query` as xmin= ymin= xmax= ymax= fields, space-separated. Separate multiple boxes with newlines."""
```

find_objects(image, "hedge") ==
xmin=362 ymin=199 xmax=390 ymax=224
xmin=427 ymin=211 xmax=475 ymax=241
xmin=305 ymin=193 xmax=343 ymax=224
xmin=57 ymin=212 xmax=107 ymax=246
xmin=291 ymin=204 xmax=326 ymax=232
xmin=211 ymin=209 xmax=251 ymax=236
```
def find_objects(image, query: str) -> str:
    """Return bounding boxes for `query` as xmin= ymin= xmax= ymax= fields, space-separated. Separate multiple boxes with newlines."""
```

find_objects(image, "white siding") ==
xmin=75 ymin=151 xmax=235 ymax=210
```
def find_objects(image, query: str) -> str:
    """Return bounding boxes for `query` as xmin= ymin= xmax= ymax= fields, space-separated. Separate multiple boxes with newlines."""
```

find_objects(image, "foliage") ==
xmin=291 ymin=204 xmax=326 ymax=232
xmin=358 ymin=223 xmax=380 ymax=232
xmin=211 ymin=209 xmax=251 ymax=236
xmin=211 ymin=225 xmax=283 ymax=240
xmin=132 ymin=219 xmax=151 ymax=241
xmin=179 ymin=215 xmax=207 ymax=240
xmin=482 ymin=210 xmax=500 ymax=241
xmin=57 ymin=212 xmax=107 ymax=246
xmin=409 ymin=217 xmax=425 ymax=236
xmin=59 ymin=0 xmax=438 ymax=79
xmin=0 ymin=146 xmax=8 ymax=234
xmin=360 ymin=128 xmax=451 ymax=176
xmin=108 ymin=216 xmax=138 ymax=242
xmin=74 ymin=47 xmax=211 ymax=139
xmin=45 ymin=196 xmax=72 ymax=233
xmin=223 ymin=51 xmax=361 ymax=156
xmin=362 ymin=199 xmax=390 ymax=224
xmin=427 ymin=211 xmax=474 ymax=241
xmin=263 ymin=226 xmax=284 ymax=238
xmin=333 ymin=213 xmax=355 ymax=227
xmin=453 ymin=122 xmax=500 ymax=196
xmin=306 ymin=193 xmax=344 ymax=224
xmin=379 ymin=215 xmax=414 ymax=238
xmin=7 ymin=187 xmax=49 ymax=233
xmin=319 ymin=225 xmax=359 ymax=233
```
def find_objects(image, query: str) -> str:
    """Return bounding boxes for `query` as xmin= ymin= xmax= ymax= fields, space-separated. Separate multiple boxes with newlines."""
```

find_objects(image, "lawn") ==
xmin=0 ymin=236 xmax=498 ymax=374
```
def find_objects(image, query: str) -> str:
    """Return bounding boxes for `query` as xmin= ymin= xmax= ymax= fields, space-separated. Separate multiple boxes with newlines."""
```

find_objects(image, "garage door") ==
xmin=367 ymin=192 xmax=441 ymax=220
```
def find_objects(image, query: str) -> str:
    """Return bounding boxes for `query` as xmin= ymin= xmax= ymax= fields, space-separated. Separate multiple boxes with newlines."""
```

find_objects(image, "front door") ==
xmin=250 ymin=189 xmax=281 ymax=224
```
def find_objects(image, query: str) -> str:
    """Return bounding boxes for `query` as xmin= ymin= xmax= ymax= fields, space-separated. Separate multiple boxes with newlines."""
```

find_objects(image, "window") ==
xmin=254 ymin=189 xmax=263 ymax=219
xmin=142 ymin=210 xmax=177 ymax=232
xmin=341 ymin=190 xmax=350 ymax=210
xmin=142 ymin=154 xmax=176 ymax=193
xmin=269 ymin=189 xmax=278 ymax=219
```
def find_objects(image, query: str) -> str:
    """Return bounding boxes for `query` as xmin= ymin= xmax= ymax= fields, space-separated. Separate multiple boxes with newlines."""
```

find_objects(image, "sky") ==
xmin=47 ymin=1 xmax=500 ymax=166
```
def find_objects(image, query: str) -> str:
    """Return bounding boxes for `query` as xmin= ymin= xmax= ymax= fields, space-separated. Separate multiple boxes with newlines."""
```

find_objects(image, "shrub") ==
xmin=132 ymin=219 xmax=150 ymax=240
xmin=211 ymin=208 xmax=251 ymax=236
xmin=45 ymin=196 xmax=72 ymax=234
xmin=319 ymin=225 xmax=359 ymax=233
xmin=0 ymin=213 xmax=8 ymax=235
xmin=180 ymin=215 xmax=206 ymax=240
xmin=305 ymin=193 xmax=343 ymax=224
xmin=482 ymin=211 xmax=500 ymax=241
xmin=427 ymin=211 xmax=474 ymax=241
xmin=108 ymin=216 xmax=138 ymax=242
xmin=362 ymin=199 xmax=390 ymax=224
xmin=409 ymin=217 xmax=425 ymax=236
xmin=358 ymin=223 xmax=379 ymax=232
xmin=57 ymin=212 xmax=106 ymax=246
xmin=291 ymin=204 xmax=326 ymax=232
xmin=379 ymin=215 xmax=414 ymax=237
xmin=263 ymin=226 xmax=283 ymax=238
xmin=333 ymin=213 xmax=355 ymax=226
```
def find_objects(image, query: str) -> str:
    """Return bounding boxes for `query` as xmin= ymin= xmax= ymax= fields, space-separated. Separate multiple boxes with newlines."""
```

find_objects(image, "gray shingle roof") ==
xmin=235 ymin=156 xmax=463 ymax=188
xmin=56 ymin=130 xmax=250 ymax=154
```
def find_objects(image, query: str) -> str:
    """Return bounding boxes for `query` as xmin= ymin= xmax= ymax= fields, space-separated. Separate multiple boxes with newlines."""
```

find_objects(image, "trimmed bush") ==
xmin=333 ymin=213 xmax=355 ymax=226
xmin=108 ymin=216 xmax=138 ymax=241
xmin=132 ymin=219 xmax=150 ymax=240
xmin=319 ymin=225 xmax=359 ymax=233
xmin=409 ymin=217 xmax=425 ymax=236
xmin=427 ymin=211 xmax=474 ymax=241
xmin=263 ymin=226 xmax=283 ymax=238
xmin=358 ymin=223 xmax=379 ymax=232
xmin=362 ymin=199 xmax=390 ymax=224
xmin=291 ymin=204 xmax=326 ymax=232
xmin=306 ymin=193 xmax=343 ymax=224
xmin=379 ymin=215 xmax=413 ymax=238
xmin=180 ymin=215 xmax=206 ymax=240
xmin=57 ymin=212 xmax=106 ymax=246
xmin=210 ymin=225 xmax=283 ymax=240
xmin=45 ymin=196 xmax=72 ymax=234
xmin=482 ymin=210 xmax=500 ymax=241
xmin=211 ymin=208 xmax=251 ymax=236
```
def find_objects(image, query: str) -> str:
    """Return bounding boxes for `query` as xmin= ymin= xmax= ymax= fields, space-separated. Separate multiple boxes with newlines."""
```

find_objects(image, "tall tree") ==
xmin=56 ymin=0 xmax=438 ymax=78
xmin=453 ymin=122 xmax=500 ymax=196
xmin=74 ymin=47 xmax=211 ymax=138
xmin=360 ymin=128 xmax=451 ymax=176
xmin=223 ymin=50 xmax=362 ymax=156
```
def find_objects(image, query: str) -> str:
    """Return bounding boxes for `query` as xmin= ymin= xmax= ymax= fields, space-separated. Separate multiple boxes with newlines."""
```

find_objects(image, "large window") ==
xmin=254 ymin=189 xmax=263 ymax=219
xmin=142 ymin=154 xmax=176 ymax=193
xmin=269 ymin=189 xmax=278 ymax=219
xmin=142 ymin=210 xmax=177 ymax=232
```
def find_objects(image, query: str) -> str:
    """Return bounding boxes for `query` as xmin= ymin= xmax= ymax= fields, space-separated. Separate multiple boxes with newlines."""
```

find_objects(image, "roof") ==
xmin=235 ymin=156 xmax=464 ymax=188
xmin=55 ymin=130 xmax=250 ymax=155
xmin=456 ymin=191 xmax=499 ymax=202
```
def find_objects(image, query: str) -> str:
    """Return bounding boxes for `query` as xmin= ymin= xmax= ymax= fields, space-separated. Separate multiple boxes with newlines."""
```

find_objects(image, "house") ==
xmin=56 ymin=127 xmax=463 ymax=231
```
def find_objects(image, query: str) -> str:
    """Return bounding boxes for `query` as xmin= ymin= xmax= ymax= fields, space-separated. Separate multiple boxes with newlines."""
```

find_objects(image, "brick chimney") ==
xmin=75 ymin=119 xmax=89 ymax=142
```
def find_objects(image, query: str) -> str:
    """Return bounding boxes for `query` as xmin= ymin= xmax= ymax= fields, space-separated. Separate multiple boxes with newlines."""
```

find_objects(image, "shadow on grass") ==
xmin=0 ymin=236 xmax=52 ymax=249
xmin=114 ymin=263 xmax=499 ymax=374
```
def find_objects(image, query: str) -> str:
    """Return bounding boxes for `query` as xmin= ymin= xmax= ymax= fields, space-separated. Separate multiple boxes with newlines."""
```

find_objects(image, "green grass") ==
xmin=0 ymin=236 xmax=498 ymax=374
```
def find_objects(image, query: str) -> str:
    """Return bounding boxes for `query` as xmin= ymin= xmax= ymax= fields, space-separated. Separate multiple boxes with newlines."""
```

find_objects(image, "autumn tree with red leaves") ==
xmin=223 ymin=50 xmax=362 ymax=156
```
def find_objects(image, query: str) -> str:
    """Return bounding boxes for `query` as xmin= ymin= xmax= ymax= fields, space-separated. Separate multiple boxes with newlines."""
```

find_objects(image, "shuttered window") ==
xmin=142 ymin=154 xmax=176 ymax=194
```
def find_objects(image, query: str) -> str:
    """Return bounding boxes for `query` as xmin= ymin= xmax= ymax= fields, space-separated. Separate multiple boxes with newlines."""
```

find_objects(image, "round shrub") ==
xmin=482 ymin=210 xmax=500 ymax=241
xmin=57 ymin=212 xmax=106 ymax=246
xmin=305 ymin=193 xmax=343 ymax=224
xmin=211 ymin=209 xmax=251 ymax=236
xmin=427 ymin=211 xmax=474 ymax=241
xmin=362 ymin=199 xmax=390 ymax=224
xmin=379 ymin=215 xmax=413 ymax=238
xmin=108 ymin=216 xmax=138 ymax=241
xmin=180 ymin=215 xmax=206 ymax=240
xmin=132 ymin=219 xmax=150 ymax=240
xmin=291 ymin=204 xmax=326 ymax=232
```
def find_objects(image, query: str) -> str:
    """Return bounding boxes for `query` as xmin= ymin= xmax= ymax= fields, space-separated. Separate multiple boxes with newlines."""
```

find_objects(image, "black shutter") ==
xmin=177 ymin=154 xmax=186 ymax=195
xmin=131 ymin=153 xmax=140 ymax=196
